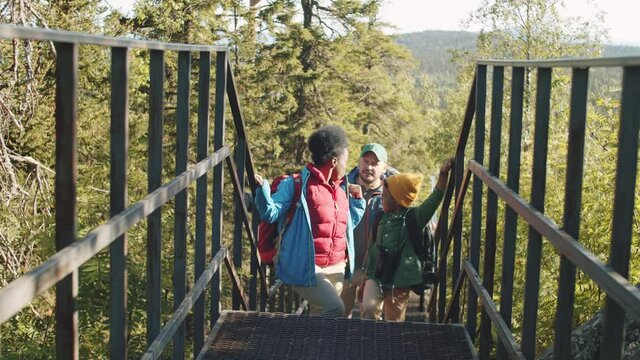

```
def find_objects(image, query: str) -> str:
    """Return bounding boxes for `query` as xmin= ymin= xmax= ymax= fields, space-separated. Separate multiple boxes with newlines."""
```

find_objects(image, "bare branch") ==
xmin=0 ymin=93 xmax=23 ymax=130
xmin=0 ymin=129 xmax=23 ymax=201
xmin=87 ymin=186 xmax=109 ymax=194
xmin=23 ymin=0 xmax=56 ymax=55
xmin=313 ymin=13 xmax=339 ymax=37
xmin=315 ymin=5 xmax=333 ymax=14
xmin=7 ymin=152 xmax=55 ymax=174
xmin=0 ymin=1 xmax=11 ymax=16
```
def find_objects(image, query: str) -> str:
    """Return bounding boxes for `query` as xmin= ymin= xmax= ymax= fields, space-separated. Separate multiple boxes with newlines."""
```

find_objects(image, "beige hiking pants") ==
xmin=339 ymin=268 xmax=365 ymax=318
xmin=292 ymin=262 xmax=345 ymax=317
xmin=361 ymin=279 xmax=411 ymax=321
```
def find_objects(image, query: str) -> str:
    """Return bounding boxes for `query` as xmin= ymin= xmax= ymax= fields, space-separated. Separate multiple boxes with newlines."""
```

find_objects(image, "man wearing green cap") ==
xmin=341 ymin=143 xmax=396 ymax=317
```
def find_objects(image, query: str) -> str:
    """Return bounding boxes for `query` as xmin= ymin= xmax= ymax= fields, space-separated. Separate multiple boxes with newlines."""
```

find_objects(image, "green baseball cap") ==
xmin=359 ymin=143 xmax=387 ymax=163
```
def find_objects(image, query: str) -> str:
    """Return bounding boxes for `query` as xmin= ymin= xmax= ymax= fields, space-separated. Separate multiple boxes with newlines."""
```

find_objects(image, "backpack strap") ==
xmin=274 ymin=173 xmax=303 ymax=262
xmin=369 ymin=211 xmax=383 ymax=247
xmin=405 ymin=208 xmax=425 ymax=261
xmin=283 ymin=173 xmax=302 ymax=227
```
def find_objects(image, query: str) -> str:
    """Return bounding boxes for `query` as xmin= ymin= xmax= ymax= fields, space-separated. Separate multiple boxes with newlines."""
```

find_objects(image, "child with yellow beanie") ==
xmin=361 ymin=159 xmax=453 ymax=321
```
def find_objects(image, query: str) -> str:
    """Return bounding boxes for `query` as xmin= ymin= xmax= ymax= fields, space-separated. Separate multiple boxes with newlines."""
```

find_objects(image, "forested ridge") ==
xmin=0 ymin=0 xmax=638 ymax=358
xmin=394 ymin=30 xmax=640 ymax=100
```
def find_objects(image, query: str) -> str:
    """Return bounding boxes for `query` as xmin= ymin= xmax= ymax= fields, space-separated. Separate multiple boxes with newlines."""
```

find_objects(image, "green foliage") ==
xmin=403 ymin=0 xmax=640 ymax=355
xmin=1 ymin=0 xmax=440 ymax=357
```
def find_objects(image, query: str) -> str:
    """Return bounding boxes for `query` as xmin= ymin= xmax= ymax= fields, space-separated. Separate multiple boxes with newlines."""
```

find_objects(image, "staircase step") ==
xmin=198 ymin=311 xmax=477 ymax=360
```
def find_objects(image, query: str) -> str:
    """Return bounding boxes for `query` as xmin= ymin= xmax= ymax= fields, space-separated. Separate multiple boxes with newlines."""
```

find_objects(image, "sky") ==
xmin=105 ymin=0 xmax=640 ymax=45
xmin=377 ymin=0 xmax=639 ymax=45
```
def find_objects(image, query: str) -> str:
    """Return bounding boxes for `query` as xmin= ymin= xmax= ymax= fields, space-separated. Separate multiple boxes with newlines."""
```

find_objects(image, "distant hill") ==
xmin=603 ymin=44 xmax=640 ymax=57
xmin=393 ymin=31 xmax=477 ymax=92
xmin=394 ymin=30 xmax=640 ymax=99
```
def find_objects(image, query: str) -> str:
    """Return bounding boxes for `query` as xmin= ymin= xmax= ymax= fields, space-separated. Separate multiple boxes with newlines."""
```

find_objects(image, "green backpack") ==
xmin=405 ymin=209 xmax=438 ymax=295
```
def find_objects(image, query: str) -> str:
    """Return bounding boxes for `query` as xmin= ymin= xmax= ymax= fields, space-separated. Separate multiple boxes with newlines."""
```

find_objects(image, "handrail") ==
xmin=225 ymin=157 xmax=269 ymax=291
xmin=226 ymin=59 xmax=259 ymax=195
xmin=439 ymin=159 xmax=640 ymax=359
xmin=454 ymin=74 xmax=477 ymax=156
xmin=0 ymin=24 xmax=227 ymax=52
xmin=142 ymin=248 xmax=228 ymax=360
xmin=0 ymin=147 xmax=230 ymax=324
xmin=443 ymin=271 xmax=465 ymax=323
xmin=428 ymin=169 xmax=458 ymax=318
xmin=433 ymin=57 xmax=639 ymax=360
xmin=427 ymin=169 xmax=472 ymax=315
xmin=463 ymin=261 xmax=526 ymax=360
xmin=428 ymin=74 xmax=477 ymax=322
xmin=269 ymin=279 xmax=284 ymax=299
xmin=478 ymin=55 xmax=640 ymax=68
xmin=467 ymin=160 xmax=640 ymax=321
xmin=0 ymin=25 xmax=294 ymax=358
xmin=141 ymin=247 xmax=249 ymax=359
xmin=223 ymin=254 xmax=250 ymax=311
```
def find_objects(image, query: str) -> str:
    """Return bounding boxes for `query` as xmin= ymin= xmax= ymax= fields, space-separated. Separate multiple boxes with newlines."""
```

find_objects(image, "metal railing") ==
xmin=0 ymin=25 xmax=296 ymax=359
xmin=3 ymin=24 xmax=639 ymax=360
xmin=429 ymin=58 xmax=640 ymax=360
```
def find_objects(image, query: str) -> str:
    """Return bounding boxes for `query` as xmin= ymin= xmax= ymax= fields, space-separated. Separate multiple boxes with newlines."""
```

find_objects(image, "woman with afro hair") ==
xmin=255 ymin=125 xmax=366 ymax=317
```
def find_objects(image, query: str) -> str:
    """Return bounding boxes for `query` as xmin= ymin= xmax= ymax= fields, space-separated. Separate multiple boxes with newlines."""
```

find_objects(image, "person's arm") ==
xmin=254 ymin=175 xmax=294 ymax=224
xmin=349 ymin=194 xmax=366 ymax=228
xmin=414 ymin=159 xmax=453 ymax=229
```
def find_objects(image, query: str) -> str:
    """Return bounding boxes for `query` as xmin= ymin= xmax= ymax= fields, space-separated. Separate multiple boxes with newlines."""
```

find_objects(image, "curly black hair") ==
xmin=307 ymin=125 xmax=349 ymax=166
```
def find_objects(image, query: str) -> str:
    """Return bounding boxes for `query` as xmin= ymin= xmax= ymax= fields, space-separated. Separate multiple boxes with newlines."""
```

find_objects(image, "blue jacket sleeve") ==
xmin=349 ymin=196 xmax=366 ymax=228
xmin=254 ymin=177 xmax=294 ymax=224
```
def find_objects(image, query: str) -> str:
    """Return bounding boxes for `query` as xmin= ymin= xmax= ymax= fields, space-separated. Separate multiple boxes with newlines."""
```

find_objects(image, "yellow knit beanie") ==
xmin=386 ymin=173 xmax=423 ymax=208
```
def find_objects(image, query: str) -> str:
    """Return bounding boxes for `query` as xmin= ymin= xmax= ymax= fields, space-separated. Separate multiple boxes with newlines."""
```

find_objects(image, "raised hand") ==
xmin=255 ymin=174 xmax=264 ymax=187
xmin=436 ymin=158 xmax=454 ymax=191
xmin=439 ymin=158 xmax=454 ymax=174
xmin=349 ymin=184 xmax=363 ymax=199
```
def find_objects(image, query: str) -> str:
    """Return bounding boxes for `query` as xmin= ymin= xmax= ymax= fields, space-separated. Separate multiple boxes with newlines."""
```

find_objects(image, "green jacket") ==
xmin=363 ymin=189 xmax=444 ymax=288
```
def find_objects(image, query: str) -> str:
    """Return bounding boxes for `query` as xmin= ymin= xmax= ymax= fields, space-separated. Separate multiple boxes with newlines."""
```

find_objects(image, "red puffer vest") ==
xmin=305 ymin=163 xmax=349 ymax=267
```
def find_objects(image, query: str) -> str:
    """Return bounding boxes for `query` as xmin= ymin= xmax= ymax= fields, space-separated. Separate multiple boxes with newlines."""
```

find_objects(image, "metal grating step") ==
xmin=198 ymin=311 xmax=477 ymax=360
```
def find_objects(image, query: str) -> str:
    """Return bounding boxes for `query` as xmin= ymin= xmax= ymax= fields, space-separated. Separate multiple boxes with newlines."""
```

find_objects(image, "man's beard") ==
xmin=359 ymin=173 xmax=376 ymax=185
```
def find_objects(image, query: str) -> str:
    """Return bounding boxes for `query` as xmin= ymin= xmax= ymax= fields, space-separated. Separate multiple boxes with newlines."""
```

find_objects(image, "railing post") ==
xmin=467 ymin=64 xmax=486 ymax=340
xmin=553 ymin=67 xmax=589 ymax=360
xmin=479 ymin=65 xmax=504 ymax=360
xmin=110 ymin=46 xmax=129 ymax=360
xmin=233 ymin=138 xmax=246 ymax=310
xmin=147 ymin=49 xmax=165 ymax=347
xmin=173 ymin=50 xmax=191 ymax=360
xmin=437 ymin=199 xmax=449 ymax=322
xmin=294 ymin=291 xmax=300 ymax=311
xmin=251 ymin=213 xmax=260 ymax=310
xmin=600 ymin=66 xmax=640 ymax=360
xmin=268 ymin=269 xmax=276 ymax=311
xmin=451 ymin=146 xmax=463 ymax=322
xmin=496 ymin=66 xmax=525 ymax=360
xmin=211 ymin=50 xmax=227 ymax=324
xmin=262 ymin=264 xmax=270 ymax=311
xmin=286 ymin=286 xmax=294 ymax=313
xmin=54 ymin=41 xmax=79 ymax=360
xmin=431 ymin=202 xmax=444 ymax=320
xmin=444 ymin=75 xmax=477 ymax=324
xmin=450 ymin=175 xmax=459 ymax=321
xmin=225 ymin=61 xmax=261 ymax=310
xmin=521 ymin=67 xmax=552 ymax=360
xmin=194 ymin=51 xmax=210 ymax=356
xmin=278 ymin=284 xmax=286 ymax=312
